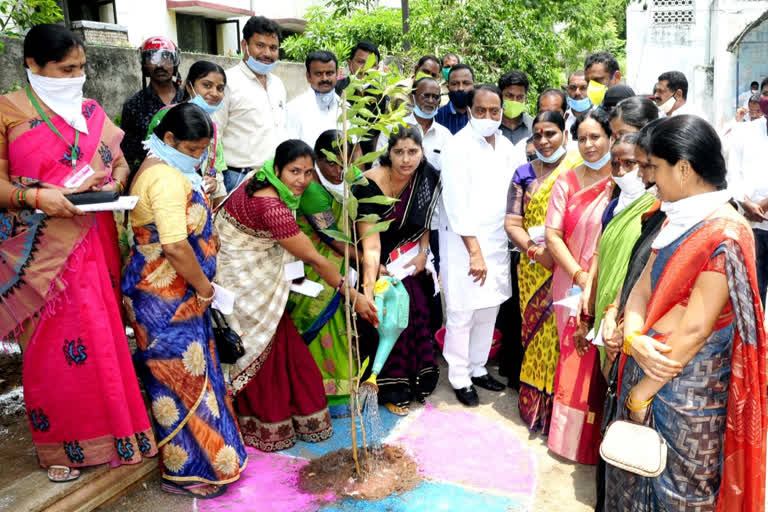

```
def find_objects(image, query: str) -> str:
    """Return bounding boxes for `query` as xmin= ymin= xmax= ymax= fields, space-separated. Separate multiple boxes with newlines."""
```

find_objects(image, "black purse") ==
xmin=601 ymin=356 xmax=620 ymax=436
xmin=210 ymin=308 xmax=245 ymax=364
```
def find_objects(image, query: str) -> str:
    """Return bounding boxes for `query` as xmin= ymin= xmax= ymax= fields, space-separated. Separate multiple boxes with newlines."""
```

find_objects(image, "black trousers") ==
xmin=496 ymin=251 xmax=523 ymax=388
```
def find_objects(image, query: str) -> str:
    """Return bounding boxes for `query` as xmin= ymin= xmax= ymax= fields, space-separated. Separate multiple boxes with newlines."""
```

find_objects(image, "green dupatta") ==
xmin=593 ymin=193 xmax=656 ymax=363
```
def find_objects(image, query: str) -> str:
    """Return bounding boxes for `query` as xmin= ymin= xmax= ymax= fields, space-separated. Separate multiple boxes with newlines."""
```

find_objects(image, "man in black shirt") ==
xmin=120 ymin=36 xmax=185 ymax=179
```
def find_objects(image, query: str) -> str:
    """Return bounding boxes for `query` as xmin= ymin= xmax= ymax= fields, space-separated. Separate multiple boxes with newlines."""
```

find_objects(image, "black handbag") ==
xmin=601 ymin=356 xmax=620 ymax=436
xmin=210 ymin=308 xmax=245 ymax=364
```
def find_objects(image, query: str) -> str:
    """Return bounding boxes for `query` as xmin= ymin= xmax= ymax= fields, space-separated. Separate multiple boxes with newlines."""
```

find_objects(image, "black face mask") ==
xmin=449 ymin=90 xmax=470 ymax=109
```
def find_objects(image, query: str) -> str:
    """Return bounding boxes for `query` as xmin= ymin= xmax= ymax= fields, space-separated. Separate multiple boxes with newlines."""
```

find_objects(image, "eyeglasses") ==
xmin=416 ymin=93 xmax=441 ymax=102
xmin=526 ymin=153 xmax=537 ymax=162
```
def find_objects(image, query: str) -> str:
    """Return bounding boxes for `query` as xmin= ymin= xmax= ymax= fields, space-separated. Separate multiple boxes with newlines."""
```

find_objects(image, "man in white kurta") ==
xmin=286 ymin=50 xmax=342 ymax=148
xmin=439 ymin=86 xmax=524 ymax=406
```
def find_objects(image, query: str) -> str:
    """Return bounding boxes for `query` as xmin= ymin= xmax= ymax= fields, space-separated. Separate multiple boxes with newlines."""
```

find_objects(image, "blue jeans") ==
xmin=754 ymin=228 xmax=768 ymax=304
xmin=223 ymin=168 xmax=250 ymax=193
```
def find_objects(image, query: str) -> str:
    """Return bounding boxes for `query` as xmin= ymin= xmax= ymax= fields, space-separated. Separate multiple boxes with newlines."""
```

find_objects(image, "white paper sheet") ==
xmin=347 ymin=267 xmax=358 ymax=288
xmin=290 ymin=279 xmax=324 ymax=297
xmin=211 ymin=283 xmax=235 ymax=315
xmin=284 ymin=260 xmax=305 ymax=281
xmin=527 ymin=225 xmax=546 ymax=246
xmin=385 ymin=244 xmax=440 ymax=295
xmin=590 ymin=320 xmax=605 ymax=347
xmin=553 ymin=288 xmax=582 ymax=317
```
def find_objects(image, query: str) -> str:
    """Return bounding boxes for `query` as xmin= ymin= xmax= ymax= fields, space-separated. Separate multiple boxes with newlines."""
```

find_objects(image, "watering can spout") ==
xmin=362 ymin=373 xmax=379 ymax=392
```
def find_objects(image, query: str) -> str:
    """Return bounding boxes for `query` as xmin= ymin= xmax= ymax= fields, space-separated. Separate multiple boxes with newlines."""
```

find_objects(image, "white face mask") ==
xmin=613 ymin=168 xmax=647 ymax=214
xmin=469 ymin=114 xmax=501 ymax=138
xmin=659 ymin=95 xmax=676 ymax=115
xmin=314 ymin=89 xmax=336 ymax=110
xmin=26 ymin=69 xmax=88 ymax=133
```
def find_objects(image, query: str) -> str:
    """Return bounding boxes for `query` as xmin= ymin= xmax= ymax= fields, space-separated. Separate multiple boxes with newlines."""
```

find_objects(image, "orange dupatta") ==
xmin=618 ymin=214 xmax=767 ymax=511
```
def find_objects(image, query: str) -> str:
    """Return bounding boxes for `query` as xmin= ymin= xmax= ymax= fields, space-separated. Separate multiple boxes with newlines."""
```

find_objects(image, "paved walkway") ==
xmin=100 ymin=362 xmax=597 ymax=511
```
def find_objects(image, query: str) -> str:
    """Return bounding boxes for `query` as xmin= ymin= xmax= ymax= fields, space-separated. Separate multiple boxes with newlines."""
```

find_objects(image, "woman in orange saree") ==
xmin=605 ymin=115 xmax=767 ymax=511
xmin=0 ymin=25 xmax=156 ymax=480
xmin=545 ymin=109 xmax=614 ymax=465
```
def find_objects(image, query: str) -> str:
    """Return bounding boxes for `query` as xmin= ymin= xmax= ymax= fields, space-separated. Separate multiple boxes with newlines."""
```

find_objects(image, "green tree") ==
xmin=0 ymin=0 xmax=63 ymax=35
xmin=283 ymin=0 xmax=629 ymax=99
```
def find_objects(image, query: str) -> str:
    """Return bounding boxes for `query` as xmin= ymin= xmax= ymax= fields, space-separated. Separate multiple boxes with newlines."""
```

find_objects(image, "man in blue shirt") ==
xmin=435 ymin=64 xmax=475 ymax=134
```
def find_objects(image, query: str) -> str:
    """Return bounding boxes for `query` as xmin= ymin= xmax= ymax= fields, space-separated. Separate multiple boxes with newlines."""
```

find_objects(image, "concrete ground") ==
xmin=98 ymin=359 xmax=596 ymax=512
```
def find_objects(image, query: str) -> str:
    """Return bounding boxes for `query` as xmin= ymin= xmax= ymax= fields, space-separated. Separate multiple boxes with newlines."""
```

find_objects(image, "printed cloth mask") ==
xmin=26 ymin=69 xmax=89 ymax=134
xmin=189 ymin=88 xmax=222 ymax=115
xmin=587 ymin=80 xmax=608 ymax=107
xmin=315 ymin=89 xmax=336 ymax=110
xmin=759 ymin=97 xmax=768 ymax=117
xmin=244 ymin=47 xmax=277 ymax=75
xmin=143 ymin=133 xmax=204 ymax=191
xmin=503 ymin=99 xmax=526 ymax=119
xmin=567 ymin=95 xmax=591 ymax=113
xmin=449 ymin=90 xmax=470 ymax=109
xmin=583 ymin=151 xmax=612 ymax=170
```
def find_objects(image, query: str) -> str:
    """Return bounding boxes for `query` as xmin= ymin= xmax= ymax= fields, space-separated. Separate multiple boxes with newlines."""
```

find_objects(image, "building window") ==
xmin=176 ymin=13 xmax=218 ymax=55
xmin=651 ymin=0 xmax=694 ymax=25
xmin=62 ymin=0 xmax=117 ymax=25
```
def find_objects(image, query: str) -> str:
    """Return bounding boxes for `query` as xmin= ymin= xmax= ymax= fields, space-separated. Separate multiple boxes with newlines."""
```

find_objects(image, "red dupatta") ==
xmin=619 ymin=214 xmax=767 ymax=511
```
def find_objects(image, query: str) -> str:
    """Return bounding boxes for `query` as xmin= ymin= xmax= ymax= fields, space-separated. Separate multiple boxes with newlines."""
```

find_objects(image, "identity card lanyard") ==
xmin=25 ymin=86 xmax=80 ymax=169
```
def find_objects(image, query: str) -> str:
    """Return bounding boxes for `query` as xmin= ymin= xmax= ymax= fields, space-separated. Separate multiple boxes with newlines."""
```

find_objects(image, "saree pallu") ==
xmin=517 ymin=153 xmax=581 ymax=434
xmin=605 ymin=216 xmax=767 ymax=512
xmin=547 ymin=170 xmax=613 ymax=465
xmin=214 ymin=200 xmax=332 ymax=452
xmin=122 ymin=187 xmax=246 ymax=484
xmin=0 ymin=91 xmax=156 ymax=468
xmin=592 ymin=193 xmax=655 ymax=365
xmin=287 ymin=182 xmax=352 ymax=406
xmin=353 ymin=162 xmax=441 ymax=408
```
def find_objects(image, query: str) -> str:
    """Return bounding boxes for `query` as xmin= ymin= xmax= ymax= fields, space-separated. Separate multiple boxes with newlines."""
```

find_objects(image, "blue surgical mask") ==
xmin=535 ymin=144 xmax=566 ymax=164
xmin=244 ymin=48 xmax=277 ymax=75
xmin=567 ymin=96 xmax=591 ymax=113
xmin=412 ymin=103 xmax=438 ymax=120
xmin=189 ymin=89 xmax=222 ymax=115
xmin=144 ymin=133 xmax=204 ymax=191
xmin=583 ymin=151 xmax=612 ymax=170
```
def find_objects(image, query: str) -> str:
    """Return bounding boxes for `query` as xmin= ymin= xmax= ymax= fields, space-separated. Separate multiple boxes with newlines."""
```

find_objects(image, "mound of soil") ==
xmin=299 ymin=445 xmax=421 ymax=501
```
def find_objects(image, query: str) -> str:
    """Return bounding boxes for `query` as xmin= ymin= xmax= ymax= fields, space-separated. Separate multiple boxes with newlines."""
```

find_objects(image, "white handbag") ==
xmin=599 ymin=420 xmax=667 ymax=477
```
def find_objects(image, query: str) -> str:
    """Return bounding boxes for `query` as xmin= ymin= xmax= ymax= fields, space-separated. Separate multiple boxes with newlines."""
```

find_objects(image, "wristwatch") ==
xmin=419 ymin=246 xmax=431 ymax=256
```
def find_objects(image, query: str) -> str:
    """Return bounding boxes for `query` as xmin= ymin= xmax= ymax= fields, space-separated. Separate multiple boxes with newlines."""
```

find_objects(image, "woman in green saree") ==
xmin=286 ymin=130 xmax=359 ymax=411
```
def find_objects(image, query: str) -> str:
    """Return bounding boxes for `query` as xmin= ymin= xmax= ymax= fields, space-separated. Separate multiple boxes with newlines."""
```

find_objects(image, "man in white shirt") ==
xmin=653 ymin=71 xmax=704 ymax=118
xmin=439 ymin=85 xmax=524 ymax=407
xmin=286 ymin=51 xmax=342 ymax=148
xmin=213 ymin=16 xmax=287 ymax=192
xmin=727 ymin=77 xmax=768 ymax=300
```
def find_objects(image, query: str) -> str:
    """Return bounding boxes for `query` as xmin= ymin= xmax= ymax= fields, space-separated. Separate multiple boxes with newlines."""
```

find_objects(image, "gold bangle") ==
xmin=623 ymin=331 xmax=640 ymax=356
xmin=605 ymin=304 xmax=618 ymax=314
xmin=573 ymin=269 xmax=586 ymax=283
xmin=626 ymin=390 xmax=654 ymax=411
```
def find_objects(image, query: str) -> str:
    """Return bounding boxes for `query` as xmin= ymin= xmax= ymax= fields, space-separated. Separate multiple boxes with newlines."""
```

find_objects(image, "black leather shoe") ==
xmin=471 ymin=374 xmax=506 ymax=392
xmin=453 ymin=386 xmax=479 ymax=407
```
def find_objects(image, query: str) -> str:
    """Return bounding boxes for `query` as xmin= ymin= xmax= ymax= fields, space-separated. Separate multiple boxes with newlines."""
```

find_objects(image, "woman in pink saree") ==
xmin=0 ymin=25 xmax=156 ymax=481
xmin=545 ymin=109 xmax=614 ymax=464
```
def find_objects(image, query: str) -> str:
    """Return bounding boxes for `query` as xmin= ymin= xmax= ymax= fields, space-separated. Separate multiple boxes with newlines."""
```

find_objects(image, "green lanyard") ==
xmin=25 ymin=86 xmax=80 ymax=169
